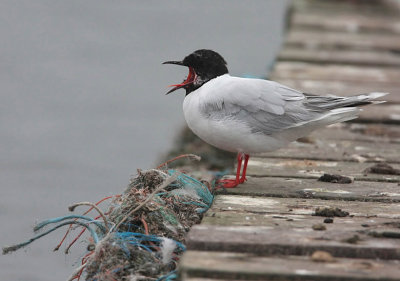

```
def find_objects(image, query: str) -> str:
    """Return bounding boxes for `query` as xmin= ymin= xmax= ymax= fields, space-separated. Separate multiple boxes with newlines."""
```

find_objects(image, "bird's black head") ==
xmin=163 ymin=49 xmax=229 ymax=95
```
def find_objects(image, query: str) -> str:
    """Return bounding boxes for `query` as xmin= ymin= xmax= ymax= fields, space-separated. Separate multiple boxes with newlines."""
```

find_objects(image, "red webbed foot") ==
xmin=216 ymin=179 xmax=240 ymax=188
xmin=216 ymin=153 xmax=250 ymax=189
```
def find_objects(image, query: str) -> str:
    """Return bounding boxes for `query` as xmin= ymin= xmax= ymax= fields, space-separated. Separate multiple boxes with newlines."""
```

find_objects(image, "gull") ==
xmin=163 ymin=49 xmax=387 ymax=188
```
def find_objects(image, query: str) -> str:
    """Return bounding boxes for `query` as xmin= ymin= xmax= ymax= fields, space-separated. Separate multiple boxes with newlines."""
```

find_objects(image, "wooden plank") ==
xmin=291 ymin=12 xmax=400 ymax=34
xmin=307 ymin=124 xmax=400 ymax=144
xmin=246 ymin=158 xmax=400 ymax=183
xmin=270 ymin=78 xmax=400 ymax=103
xmin=180 ymin=251 xmax=400 ymax=281
xmin=184 ymin=279 xmax=232 ymax=281
xmin=270 ymin=62 xmax=400 ymax=84
xmin=186 ymin=224 xmax=400 ymax=259
xmin=260 ymin=139 xmax=400 ymax=163
xmin=203 ymin=208 xmax=400 ymax=228
xmin=215 ymin=177 xmax=400 ymax=202
xmin=286 ymin=30 xmax=400 ymax=52
xmin=358 ymin=104 xmax=400 ymax=123
xmin=278 ymin=48 xmax=400 ymax=67
xmin=293 ymin=0 xmax=398 ymax=16
xmin=210 ymin=195 xmax=400 ymax=219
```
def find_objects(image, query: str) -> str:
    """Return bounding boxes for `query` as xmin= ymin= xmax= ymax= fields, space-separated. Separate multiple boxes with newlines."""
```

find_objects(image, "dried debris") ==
xmin=342 ymin=235 xmax=361 ymax=244
xmin=313 ymin=207 xmax=349 ymax=217
xmin=368 ymin=231 xmax=400 ymax=239
xmin=383 ymin=221 xmax=400 ymax=228
xmin=3 ymin=164 xmax=215 ymax=281
xmin=363 ymin=162 xmax=400 ymax=175
xmin=318 ymin=173 xmax=353 ymax=184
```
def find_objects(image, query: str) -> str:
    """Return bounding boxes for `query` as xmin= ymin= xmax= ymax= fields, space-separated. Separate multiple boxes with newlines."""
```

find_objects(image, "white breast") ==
xmin=182 ymin=75 xmax=286 ymax=154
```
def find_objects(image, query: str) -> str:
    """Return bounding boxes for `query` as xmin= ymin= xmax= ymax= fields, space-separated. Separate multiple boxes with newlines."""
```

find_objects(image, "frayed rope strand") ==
xmin=64 ymin=214 xmax=104 ymax=254
xmin=69 ymin=202 xmax=110 ymax=233
xmin=157 ymin=270 xmax=177 ymax=281
xmin=55 ymin=195 xmax=119 ymax=251
xmin=70 ymin=251 xmax=94 ymax=281
xmin=156 ymin=154 xmax=201 ymax=169
xmin=67 ymin=262 xmax=87 ymax=281
xmin=3 ymin=221 xmax=99 ymax=255
xmin=34 ymin=215 xmax=107 ymax=234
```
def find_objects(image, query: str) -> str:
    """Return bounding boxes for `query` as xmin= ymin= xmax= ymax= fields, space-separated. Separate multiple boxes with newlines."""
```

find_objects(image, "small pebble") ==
xmin=87 ymin=243 xmax=96 ymax=251
xmin=324 ymin=218 xmax=334 ymax=223
xmin=312 ymin=224 xmax=326 ymax=231
xmin=311 ymin=251 xmax=336 ymax=262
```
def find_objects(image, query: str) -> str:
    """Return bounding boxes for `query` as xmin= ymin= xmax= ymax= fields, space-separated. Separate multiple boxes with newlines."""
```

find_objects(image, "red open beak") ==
xmin=163 ymin=61 xmax=196 ymax=95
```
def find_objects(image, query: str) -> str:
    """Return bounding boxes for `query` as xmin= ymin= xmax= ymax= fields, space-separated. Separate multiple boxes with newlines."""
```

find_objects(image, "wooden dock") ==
xmin=179 ymin=0 xmax=400 ymax=280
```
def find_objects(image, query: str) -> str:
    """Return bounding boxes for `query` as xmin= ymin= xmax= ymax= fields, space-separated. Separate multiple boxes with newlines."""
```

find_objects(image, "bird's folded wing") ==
xmin=200 ymin=77 xmax=320 ymax=135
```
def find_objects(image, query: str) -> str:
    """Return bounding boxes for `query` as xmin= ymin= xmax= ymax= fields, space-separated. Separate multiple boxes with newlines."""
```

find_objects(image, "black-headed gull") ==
xmin=163 ymin=49 xmax=387 ymax=188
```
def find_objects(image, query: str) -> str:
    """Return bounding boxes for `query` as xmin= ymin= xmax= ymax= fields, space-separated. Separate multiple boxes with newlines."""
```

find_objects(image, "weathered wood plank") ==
xmin=184 ymin=279 xmax=232 ymax=281
xmin=216 ymin=177 xmax=400 ymax=202
xmin=180 ymin=251 xmax=400 ymax=281
xmin=278 ymin=48 xmax=400 ymax=67
xmin=184 ymin=279 xmax=228 ymax=281
xmin=203 ymin=208 xmax=400 ymax=228
xmin=286 ymin=30 xmax=400 ymax=52
xmin=271 ymin=78 xmax=400 ymax=103
xmin=259 ymin=139 xmax=400 ymax=163
xmin=210 ymin=195 xmax=400 ymax=219
xmin=293 ymin=0 xmax=398 ymax=16
xmin=291 ymin=12 xmax=400 ymax=34
xmin=358 ymin=104 xmax=400 ymax=123
xmin=270 ymin=62 xmax=400 ymax=84
xmin=246 ymin=158 xmax=400 ymax=183
xmin=186 ymin=224 xmax=400 ymax=259
xmin=308 ymin=124 xmax=400 ymax=143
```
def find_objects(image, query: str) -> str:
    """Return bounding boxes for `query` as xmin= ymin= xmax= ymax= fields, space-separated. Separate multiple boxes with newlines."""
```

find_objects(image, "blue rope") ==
xmin=114 ymin=232 xmax=186 ymax=252
xmin=157 ymin=270 xmax=177 ymax=281
xmin=3 ymin=221 xmax=99 ymax=254
xmin=34 ymin=215 xmax=107 ymax=234
xmin=166 ymin=170 xmax=214 ymax=210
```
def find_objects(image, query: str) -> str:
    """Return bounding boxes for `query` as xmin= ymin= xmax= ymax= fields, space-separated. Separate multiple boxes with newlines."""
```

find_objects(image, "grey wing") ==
xmin=201 ymin=78 xmax=321 ymax=135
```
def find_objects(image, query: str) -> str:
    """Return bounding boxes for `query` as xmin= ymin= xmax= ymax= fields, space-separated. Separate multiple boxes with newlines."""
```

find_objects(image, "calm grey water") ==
xmin=0 ymin=1 xmax=288 ymax=280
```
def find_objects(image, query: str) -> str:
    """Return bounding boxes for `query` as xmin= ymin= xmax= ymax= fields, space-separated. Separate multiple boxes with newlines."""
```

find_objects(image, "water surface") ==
xmin=0 ymin=1 xmax=288 ymax=279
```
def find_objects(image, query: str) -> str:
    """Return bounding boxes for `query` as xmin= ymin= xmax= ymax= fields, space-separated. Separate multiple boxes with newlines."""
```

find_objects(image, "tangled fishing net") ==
xmin=3 ymin=155 xmax=215 ymax=281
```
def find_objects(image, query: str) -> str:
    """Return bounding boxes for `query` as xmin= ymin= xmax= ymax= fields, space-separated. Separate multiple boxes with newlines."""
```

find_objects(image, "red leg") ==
xmin=239 ymin=154 xmax=250 ymax=183
xmin=217 ymin=153 xmax=248 ymax=188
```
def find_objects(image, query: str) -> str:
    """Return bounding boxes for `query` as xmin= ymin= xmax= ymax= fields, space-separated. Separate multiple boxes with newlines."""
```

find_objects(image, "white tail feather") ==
xmin=326 ymin=107 xmax=360 ymax=124
xmin=358 ymin=92 xmax=388 ymax=100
